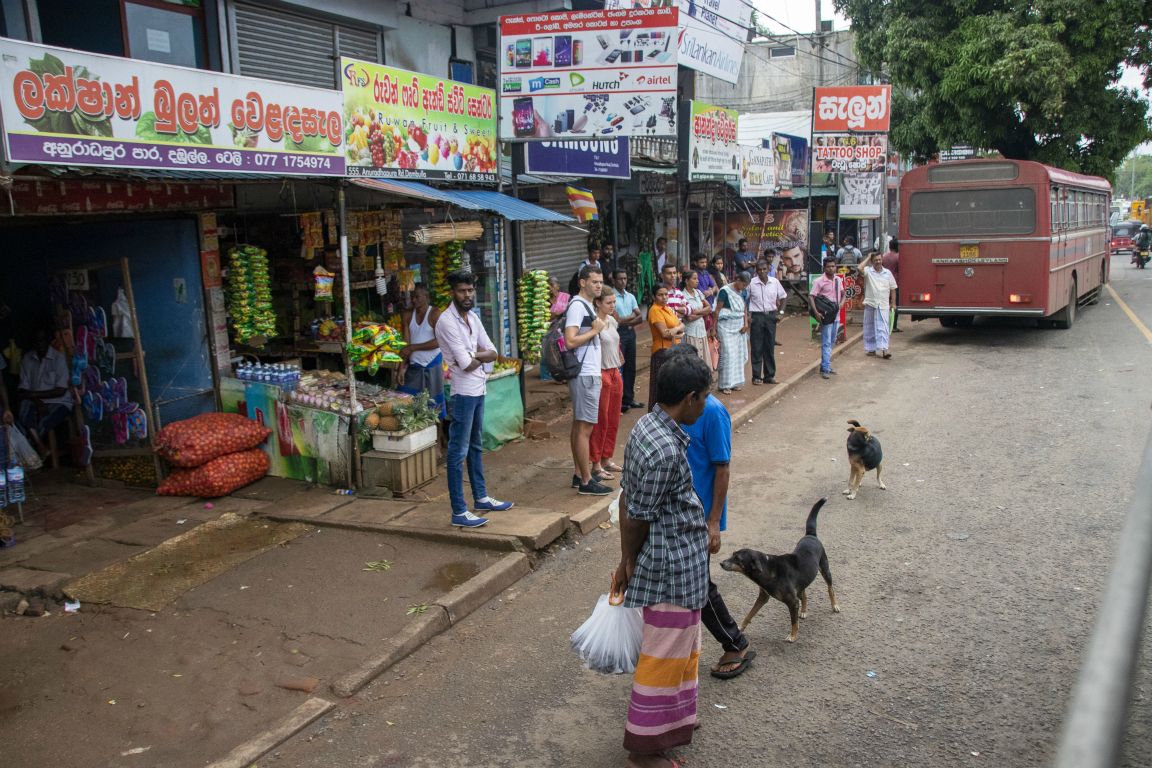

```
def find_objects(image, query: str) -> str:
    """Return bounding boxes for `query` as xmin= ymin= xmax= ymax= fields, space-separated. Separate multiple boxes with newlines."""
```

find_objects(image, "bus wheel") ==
xmin=1053 ymin=278 xmax=1077 ymax=329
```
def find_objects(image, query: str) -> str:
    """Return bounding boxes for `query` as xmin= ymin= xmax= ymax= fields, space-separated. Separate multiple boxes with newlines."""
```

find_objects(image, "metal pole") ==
xmin=807 ymin=87 xmax=817 ymax=272
xmin=1055 ymin=429 xmax=1152 ymax=768
xmin=509 ymin=149 xmax=527 ymax=413
xmin=611 ymin=179 xmax=619 ymax=272
xmin=337 ymin=182 xmax=362 ymax=489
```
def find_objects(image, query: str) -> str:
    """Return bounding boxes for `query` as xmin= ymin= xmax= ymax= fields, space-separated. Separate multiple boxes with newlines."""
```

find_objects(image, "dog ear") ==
xmin=847 ymin=419 xmax=861 ymax=428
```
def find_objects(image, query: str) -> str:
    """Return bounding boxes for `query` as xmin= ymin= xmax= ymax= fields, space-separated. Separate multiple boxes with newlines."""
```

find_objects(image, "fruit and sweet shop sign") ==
xmin=341 ymin=58 xmax=498 ymax=184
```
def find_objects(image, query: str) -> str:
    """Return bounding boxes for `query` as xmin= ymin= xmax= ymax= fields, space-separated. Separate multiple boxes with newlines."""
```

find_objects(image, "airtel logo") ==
xmin=635 ymin=74 xmax=673 ymax=86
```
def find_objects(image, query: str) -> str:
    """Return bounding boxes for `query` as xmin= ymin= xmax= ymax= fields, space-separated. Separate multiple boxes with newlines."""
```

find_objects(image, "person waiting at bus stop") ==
xmin=808 ymin=258 xmax=845 ymax=380
xmin=858 ymin=251 xmax=898 ymax=359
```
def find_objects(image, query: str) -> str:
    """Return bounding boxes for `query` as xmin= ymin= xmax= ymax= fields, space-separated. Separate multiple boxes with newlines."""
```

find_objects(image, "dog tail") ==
xmin=806 ymin=498 xmax=827 ymax=537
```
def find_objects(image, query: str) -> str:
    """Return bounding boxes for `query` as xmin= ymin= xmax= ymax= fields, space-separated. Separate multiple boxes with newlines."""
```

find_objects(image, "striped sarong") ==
xmin=863 ymin=305 xmax=891 ymax=353
xmin=623 ymin=604 xmax=701 ymax=755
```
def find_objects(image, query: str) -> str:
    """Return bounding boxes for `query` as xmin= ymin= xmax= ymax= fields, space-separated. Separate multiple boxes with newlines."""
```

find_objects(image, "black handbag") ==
xmin=813 ymin=295 xmax=839 ymax=325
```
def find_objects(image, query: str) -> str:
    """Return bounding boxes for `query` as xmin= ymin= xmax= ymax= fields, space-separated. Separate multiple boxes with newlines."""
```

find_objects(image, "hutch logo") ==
xmin=343 ymin=63 xmax=369 ymax=88
xmin=592 ymin=80 xmax=622 ymax=91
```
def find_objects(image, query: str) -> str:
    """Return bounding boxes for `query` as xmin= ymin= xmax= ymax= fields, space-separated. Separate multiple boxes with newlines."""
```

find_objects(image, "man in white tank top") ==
xmin=399 ymin=286 xmax=447 ymax=423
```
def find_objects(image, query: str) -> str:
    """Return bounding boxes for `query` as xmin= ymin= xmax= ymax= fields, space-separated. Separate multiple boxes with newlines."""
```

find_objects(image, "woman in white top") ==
xmin=589 ymin=291 xmax=624 ymax=478
xmin=399 ymin=285 xmax=446 ymax=418
xmin=681 ymin=269 xmax=713 ymax=370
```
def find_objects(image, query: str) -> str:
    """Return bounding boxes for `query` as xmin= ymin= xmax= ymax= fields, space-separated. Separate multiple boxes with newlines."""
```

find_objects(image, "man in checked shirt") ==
xmin=614 ymin=352 xmax=712 ymax=768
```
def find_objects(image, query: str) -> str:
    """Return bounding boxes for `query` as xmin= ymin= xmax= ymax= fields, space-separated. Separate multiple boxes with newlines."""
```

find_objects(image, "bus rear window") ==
xmin=908 ymin=188 xmax=1036 ymax=237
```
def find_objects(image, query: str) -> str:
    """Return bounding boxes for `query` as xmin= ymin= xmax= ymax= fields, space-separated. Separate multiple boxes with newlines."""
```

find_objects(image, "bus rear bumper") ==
xmin=904 ymin=307 xmax=1046 ymax=317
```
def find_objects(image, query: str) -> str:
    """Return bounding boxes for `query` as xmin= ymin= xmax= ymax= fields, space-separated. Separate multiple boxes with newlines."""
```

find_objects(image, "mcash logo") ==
xmin=529 ymin=77 xmax=561 ymax=92
xmin=502 ymin=79 xmax=522 ymax=93
xmin=592 ymin=80 xmax=621 ymax=91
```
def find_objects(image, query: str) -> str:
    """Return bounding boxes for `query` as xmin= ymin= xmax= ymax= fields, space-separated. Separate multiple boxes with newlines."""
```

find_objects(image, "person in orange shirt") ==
xmin=646 ymin=284 xmax=685 ymax=412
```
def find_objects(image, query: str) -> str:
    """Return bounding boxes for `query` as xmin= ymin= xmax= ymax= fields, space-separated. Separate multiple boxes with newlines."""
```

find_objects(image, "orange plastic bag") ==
xmin=156 ymin=448 xmax=269 ymax=498
xmin=155 ymin=413 xmax=270 ymax=468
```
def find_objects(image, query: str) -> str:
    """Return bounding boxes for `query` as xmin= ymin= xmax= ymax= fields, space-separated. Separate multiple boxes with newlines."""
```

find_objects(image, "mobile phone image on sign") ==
xmin=555 ymin=36 xmax=572 ymax=67
xmin=533 ymin=37 xmax=553 ymax=67
xmin=512 ymin=97 xmax=536 ymax=138
xmin=515 ymin=39 xmax=532 ymax=68
xmin=573 ymin=40 xmax=583 ymax=65
xmin=604 ymin=49 xmax=622 ymax=64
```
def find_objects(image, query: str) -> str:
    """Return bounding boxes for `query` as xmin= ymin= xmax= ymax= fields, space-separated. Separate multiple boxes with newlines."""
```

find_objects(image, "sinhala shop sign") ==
xmin=0 ymin=38 xmax=345 ymax=175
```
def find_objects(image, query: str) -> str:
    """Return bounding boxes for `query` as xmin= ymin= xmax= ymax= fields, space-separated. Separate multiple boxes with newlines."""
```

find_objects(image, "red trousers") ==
xmin=590 ymin=368 xmax=623 ymax=463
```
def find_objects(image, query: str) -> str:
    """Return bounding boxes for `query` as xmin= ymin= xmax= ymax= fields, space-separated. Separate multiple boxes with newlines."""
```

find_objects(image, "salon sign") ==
xmin=0 ymin=39 xmax=345 ymax=175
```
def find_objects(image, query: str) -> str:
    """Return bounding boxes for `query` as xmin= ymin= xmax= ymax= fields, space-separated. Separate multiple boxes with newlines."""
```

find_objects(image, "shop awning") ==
xmin=348 ymin=178 xmax=573 ymax=222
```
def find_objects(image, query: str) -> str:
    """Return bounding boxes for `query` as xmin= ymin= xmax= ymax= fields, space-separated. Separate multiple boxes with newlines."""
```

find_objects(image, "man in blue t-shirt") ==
xmin=668 ymin=344 xmax=755 ymax=679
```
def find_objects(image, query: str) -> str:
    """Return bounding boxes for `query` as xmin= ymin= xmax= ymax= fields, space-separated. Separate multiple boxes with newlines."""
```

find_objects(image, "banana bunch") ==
xmin=226 ymin=245 xmax=277 ymax=346
xmin=516 ymin=270 xmax=551 ymax=364
xmin=428 ymin=240 xmax=466 ymax=308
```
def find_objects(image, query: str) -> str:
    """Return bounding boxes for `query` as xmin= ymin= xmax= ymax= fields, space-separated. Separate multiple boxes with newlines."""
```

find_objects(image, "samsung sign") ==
xmin=524 ymin=139 xmax=631 ymax=179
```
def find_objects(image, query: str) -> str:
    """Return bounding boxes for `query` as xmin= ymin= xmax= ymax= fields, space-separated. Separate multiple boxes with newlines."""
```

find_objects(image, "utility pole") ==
xmin=815 ymin=0 xmax=824 ymax=86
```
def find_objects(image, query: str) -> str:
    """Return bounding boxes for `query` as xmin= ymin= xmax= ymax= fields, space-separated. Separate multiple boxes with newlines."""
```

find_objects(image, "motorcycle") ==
xmin=1138 ymin=247 xmax=1151 ymax=270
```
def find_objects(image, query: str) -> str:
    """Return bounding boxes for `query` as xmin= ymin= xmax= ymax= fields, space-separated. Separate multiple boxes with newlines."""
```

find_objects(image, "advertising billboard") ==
xmin=606 ymin=0 xmax=750 ymax=85
xmin=685 ymin=100 xmax=738 ymax=182
xmin=839 ymin=172 xmax=884 ymax=218
xmin=524 ymin=138 xmax=630 ymax=178
xmin=739 ymin=143 xmax=774 ymax=197
xmin=813 ymin=85 xmax=892 ymax=133
xmin=812 ymin=133 xmax=887 ymax=173
xmin=498 ymin=8 xmax=679 ymax=140
xmin=0 ymin=39 xmax=344 ymax=175
xmin=341 ymin=59 xmax=497 ymax=183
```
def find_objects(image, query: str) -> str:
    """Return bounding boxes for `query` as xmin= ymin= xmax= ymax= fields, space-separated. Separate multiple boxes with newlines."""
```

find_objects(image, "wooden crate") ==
xmin=362 ymin=445 xmax=438 ymax=495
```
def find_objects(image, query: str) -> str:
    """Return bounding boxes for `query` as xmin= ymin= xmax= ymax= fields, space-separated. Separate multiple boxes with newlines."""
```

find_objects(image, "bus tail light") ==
xmin=910 ymin=293 xmax=932 ymax=302
xmin=1009 ymin=293 xmax=1032 ymax=304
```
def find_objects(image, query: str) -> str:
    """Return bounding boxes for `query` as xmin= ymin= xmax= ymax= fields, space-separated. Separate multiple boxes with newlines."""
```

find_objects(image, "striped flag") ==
xmin=566 ymin=186 xmax=599 ymax=222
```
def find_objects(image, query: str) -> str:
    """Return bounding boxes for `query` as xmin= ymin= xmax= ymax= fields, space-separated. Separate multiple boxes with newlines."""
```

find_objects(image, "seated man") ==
xmin=17 ymin=329 xmax=73 ymax=453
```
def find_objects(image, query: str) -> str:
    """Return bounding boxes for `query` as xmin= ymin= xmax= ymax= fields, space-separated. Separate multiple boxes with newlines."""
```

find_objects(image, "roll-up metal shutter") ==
xmin=233 ymin=2 xmax=380 ymax=88
xmin=521 ymin=188 xmax=587 ymax=281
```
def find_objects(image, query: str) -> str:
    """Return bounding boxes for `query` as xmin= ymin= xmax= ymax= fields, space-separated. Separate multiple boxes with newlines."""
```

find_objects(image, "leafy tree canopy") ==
xmin=833 ymin=0 xmax=1152 ymax=177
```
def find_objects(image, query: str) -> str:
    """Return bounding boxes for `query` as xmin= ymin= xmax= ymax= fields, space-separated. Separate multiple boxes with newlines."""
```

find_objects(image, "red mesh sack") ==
xmin=156 ymin=413 xmax=271 ymax=468
xmin=156 ymin=448 xmax=269 ymax=498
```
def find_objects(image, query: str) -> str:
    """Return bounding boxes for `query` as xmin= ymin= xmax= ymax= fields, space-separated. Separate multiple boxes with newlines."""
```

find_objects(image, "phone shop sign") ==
xmin=498 ymin=8 xmax=679 ymax=141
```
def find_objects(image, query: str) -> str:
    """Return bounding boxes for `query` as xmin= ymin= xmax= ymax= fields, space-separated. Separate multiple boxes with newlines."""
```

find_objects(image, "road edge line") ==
xmin=1106 ymin=284 xmax=1152 ymax=344
xmin=204 ymin=696 xmax=333 ymax=768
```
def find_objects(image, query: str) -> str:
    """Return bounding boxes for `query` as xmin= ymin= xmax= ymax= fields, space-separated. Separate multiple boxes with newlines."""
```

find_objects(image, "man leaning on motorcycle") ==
xmin=1135 ymin=225 xmax=1152 ymax=270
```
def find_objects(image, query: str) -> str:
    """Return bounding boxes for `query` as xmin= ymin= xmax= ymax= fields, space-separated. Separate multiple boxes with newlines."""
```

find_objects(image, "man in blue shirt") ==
xmin=667 ymin=344 xmax=755 ymax=679
xmin=612 ymin=269 xmax=645 ymax=412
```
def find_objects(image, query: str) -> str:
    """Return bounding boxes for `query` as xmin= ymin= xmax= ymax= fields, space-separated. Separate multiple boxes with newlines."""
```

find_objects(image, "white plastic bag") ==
xmin=3 ymin=426 xmax=42 ymax=471
xmin=111 ymin=288 xmax=134 ymax=338
xmin=570 ymin=592 xmax=643 ymax=675
xmin=608 ymin=490 xmax=622 ymax=524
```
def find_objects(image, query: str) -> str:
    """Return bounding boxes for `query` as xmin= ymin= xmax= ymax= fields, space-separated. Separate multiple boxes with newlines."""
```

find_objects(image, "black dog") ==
xmin=844 ymin=419 xmax=885 ymax=500
xmin=719 ymin=498 xmax=840 ymax=643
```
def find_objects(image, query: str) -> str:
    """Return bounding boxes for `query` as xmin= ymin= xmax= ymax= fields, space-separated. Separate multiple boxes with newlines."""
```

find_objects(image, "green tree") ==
xmin=833 ymin=0 xmax=1152 ymax=178
xmin=1115 ymin=153 xmax=1152 ymax=199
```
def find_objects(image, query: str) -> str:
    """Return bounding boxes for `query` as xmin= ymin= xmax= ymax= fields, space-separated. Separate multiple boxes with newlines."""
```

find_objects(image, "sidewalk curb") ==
xmin=569 ymin=496 xmax=613 ymax=534
xmin=205 ymin=696 xmax=333 ymax=768
xmin=330 ymin=552 xmax=531 ymax=698
xmin=258 ymin=512 xmax=526 ymax=552
xmin=729 ymin=331 xmax=864 ymax=427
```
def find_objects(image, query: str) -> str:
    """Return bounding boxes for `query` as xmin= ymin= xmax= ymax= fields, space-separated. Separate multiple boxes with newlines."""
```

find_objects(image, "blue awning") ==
xmin=349 ymin=178 xmax=573 ymax=222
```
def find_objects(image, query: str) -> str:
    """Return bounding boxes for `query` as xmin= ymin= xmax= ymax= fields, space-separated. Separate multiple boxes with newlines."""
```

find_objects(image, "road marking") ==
xmin=1106 ymin=284 xmax=1152 ymax=344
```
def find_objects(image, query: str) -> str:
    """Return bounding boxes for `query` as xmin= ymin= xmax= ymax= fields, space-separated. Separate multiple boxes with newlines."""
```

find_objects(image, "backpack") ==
xmin=541 ymin=299 xmax=594 ymax=382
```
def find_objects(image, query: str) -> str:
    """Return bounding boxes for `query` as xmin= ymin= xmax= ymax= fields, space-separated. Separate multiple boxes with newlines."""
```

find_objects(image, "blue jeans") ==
xmin=447 ymin=394 xmax=488 ymax=515
xmin=820 ymin=322 xmax=839 ymax=373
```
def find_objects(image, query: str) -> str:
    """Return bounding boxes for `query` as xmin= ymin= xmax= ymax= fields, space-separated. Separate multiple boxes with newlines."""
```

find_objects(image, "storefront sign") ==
xmin=524 ymin=138 xmax=630 ymax=178
xmin=813 ymin=85 xmax=892 ymax=133
xmin=769 ymin=133 xmax=792 ymax=197
xmin=341 ymin=59 xmax=497 ymax=184
xmin=606 ymin=0 xmax=749 ymax=85
xmin=783 ymin=133 xmax=808 ymax=186
xmin=759 ymin=209 xmax=809 ymax=280
xmin=0 ymin=39 xmax=344 ymax=175
xmin=498 ymin=8 xmax=679 ymax=140
xmin=638 ymin=172 xmax=673 ymax=195
xmin=0 ymin=177 xmax=234 ymax=216
xmin=685 ymin=100 xmax=738 ymax=182
xmin=839 ymin=172 xmax=884 ymax=218
xmin=812 ymin=133 xmax=887 ymax=173
xmin=739 ymin=143 xmax=774 ymax=197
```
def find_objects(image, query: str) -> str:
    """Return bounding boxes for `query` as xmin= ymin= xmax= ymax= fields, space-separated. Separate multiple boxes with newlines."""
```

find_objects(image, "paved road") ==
xmin=269 ymin=263 xmax=1152 ymax=768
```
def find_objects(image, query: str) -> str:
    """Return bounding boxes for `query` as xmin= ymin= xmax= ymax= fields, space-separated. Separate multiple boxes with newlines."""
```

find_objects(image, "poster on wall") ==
xmin=769 ymin=133 xmax=792 ymax=197
xmin=685 ymin=100 xmax=738 ymax=182
xmin=813 ymin=85 xmax=892 ymax=133
xmin=839 ymin=173 xmax=884 ymax=218
xmin=760 ymin=209 xmax=809 ymax=280
xmin=0 ymin=39 xmax=344 ymax=175
xmin=525 ymin=138 xmax=630 ymax=178
xmin=783 ymin=133 xmax=809 ymax=186
xmin=605 ymin=0 xmax=750 ymax=85
xmin=341 ymin=59 xmax=497 ymax=183
xmin=498 ymin=7 xmax=679 ymax=140
xmin=812 ymin=133 xmax=887 ymax=173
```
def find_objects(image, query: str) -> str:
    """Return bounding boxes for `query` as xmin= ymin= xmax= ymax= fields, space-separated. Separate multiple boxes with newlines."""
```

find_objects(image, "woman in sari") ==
xmin=681 ymin=270 xmax=712 ymax=370
xmin=710 ymin=271 xmax=750 ymax=394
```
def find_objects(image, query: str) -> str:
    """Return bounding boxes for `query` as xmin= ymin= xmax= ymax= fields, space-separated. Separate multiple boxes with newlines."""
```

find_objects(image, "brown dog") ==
xmin=844 ymin=420 xmax=885 ymax=500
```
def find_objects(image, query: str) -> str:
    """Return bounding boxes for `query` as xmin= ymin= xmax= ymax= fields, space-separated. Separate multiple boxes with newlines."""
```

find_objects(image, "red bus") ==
xmin=899 ymin=159 xmax=1111 ymax=329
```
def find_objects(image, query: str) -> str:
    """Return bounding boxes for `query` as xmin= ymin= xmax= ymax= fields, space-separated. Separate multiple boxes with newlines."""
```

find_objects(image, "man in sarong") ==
xmin=615 ymin=352 xmax=712 ymax=768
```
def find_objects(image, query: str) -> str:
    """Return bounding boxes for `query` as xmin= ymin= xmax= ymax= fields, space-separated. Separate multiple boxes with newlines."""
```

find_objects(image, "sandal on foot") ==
xmin=710 ymin=650 xmax=756 ymax=680
xmin=604 ymin=461 xmax=624 ymax=472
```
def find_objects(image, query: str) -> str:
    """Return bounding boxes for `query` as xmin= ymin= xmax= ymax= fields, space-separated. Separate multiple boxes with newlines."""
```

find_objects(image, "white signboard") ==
xmin=686 ymin=100 xmax=738 ymax=182
xmin=607 ymin=0 xmax=750 ymax=85
xmin=498 ymin=8 xmax=679 ymax=140
xmin=739 ymin=143 xmax=774 ymax=197
xmin=839 ymin=173 xmax=884 ymax=219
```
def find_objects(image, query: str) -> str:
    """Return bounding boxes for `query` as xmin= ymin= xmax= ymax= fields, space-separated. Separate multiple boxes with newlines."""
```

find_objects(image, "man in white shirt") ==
xmin=747 ymin=260 xmax=788 ymax=384
xmin=433 ymin=271 xmax=514 ymax=528
xmin=565 ymin=264 xmax=610 ymax=496
xmin=654 ymin=237 xmax=669 ymax=274
xmin=858 ymin=251 xmax=898 ymax=359
xmin=17 ymin=329 xmax=72 ymax=452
